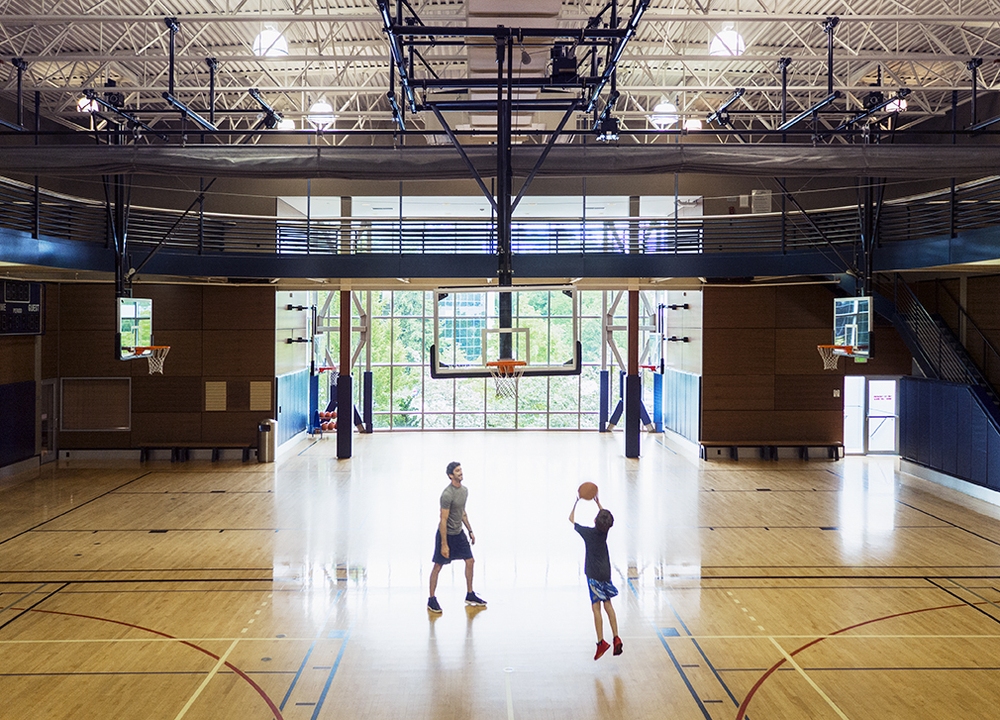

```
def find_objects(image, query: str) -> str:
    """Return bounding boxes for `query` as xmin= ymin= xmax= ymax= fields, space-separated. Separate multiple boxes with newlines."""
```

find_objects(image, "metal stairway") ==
xmin=878 ymin=274 xmax=1000 ymax=408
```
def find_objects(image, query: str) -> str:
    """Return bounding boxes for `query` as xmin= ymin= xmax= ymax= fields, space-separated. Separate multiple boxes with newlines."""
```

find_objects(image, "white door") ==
xmin=867 ymin=379 xmax=898 ymax=454
xmin=40 ymin=379 xmax=57 ymax=464
xmin=843 ymin=376 xmax=866 ymax=454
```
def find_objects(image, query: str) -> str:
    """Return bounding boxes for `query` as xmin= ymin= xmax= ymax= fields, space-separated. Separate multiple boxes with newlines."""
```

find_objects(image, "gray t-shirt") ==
xmin=440 ymin=483 xmax=469 ymax=535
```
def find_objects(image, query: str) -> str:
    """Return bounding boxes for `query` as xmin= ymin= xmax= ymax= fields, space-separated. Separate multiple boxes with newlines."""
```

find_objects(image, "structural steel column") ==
xmin=337 ymin=289 xmax=352 ymax=459
xmin=625 ymin=289 xmax=640 ymax=458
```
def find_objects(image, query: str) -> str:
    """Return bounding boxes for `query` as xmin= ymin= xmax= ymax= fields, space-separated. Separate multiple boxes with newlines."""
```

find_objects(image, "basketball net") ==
xmin=145 ymin=346 xmax=170 ymax=374
xmin=487 ymin=360 xmax=526 ymax=399
xmin=816 ymin=345 xmax=848 ymax=371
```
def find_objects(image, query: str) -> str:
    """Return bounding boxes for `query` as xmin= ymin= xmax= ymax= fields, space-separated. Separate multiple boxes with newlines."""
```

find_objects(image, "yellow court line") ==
xmin=769 ymin=636 xmax=851 ymax=720
xmin=173 ymin=638 xmax=240 ymax=720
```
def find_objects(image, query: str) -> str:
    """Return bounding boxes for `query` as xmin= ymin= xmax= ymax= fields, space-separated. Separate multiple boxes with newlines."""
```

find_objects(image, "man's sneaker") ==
xmin=613 ymin=636 xmax=623 ymax=656
xmin=427 ymin=596 xmax=442 ymax=614
xmin=594 ymin=640 xmax=611 ymax=660
xmin=465 ymin=592 xmax=487 ymax=607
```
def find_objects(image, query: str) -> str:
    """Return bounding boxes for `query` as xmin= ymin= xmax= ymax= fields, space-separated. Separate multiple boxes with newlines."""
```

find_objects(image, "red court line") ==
xmin=735 ymin=600 xmax=985 ymax=719
xmin=15 ymin=607 xmax=284 ymax=720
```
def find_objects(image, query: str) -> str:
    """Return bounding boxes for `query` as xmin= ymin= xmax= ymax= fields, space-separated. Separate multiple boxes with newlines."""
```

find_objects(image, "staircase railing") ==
xmin=886 ymin=274 xmax=994 ymax=394
xmin=933 ymin=280 xmax=1000 ymax=391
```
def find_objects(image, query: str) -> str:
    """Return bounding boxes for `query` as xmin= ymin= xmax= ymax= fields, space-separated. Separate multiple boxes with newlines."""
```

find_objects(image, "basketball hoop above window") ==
xmin=486 ymin=360 xmax=526 ymax=399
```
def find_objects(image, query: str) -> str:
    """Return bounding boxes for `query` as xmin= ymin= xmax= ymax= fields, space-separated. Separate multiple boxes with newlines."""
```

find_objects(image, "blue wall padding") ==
xmin=0 ymin=381 xmax=35 ymax=467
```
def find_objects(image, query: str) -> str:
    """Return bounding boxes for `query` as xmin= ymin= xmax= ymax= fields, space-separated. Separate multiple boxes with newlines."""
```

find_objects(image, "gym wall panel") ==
xmin=701 ymin=410 xmax=840 ymax=442
xmin=58 ymin=330 xmax=119 ymax=376
xmin=203 ymin=330 xmax=275 ymax=376
xmin=145 ymin=285 xmax=203 ymax=330
xmin=703 ymin=286 xmax=775 ymax=329
xmin=276 ymin=369 xmax=309 ymax=444
xmin=663 ymin=368 xmax=699 ymax=442
xmin=203 ymin=286 xmax=275 ymax=330
xmin=61 ymin=378 xmax=130 ymax=431
xmin=774 ymin=375 xmax=843 ymax=411
xmin=0 ymin=335 xmax=36 ymax=384
xmin=702 ymin=375 xmax=773 ymax=411
xmin=966 ymin=276 xmax=1000 ymax=330
xmin=60 ymin=284 xmax=116 ymax=331
xmin=201 ymin=411 xmax=261 ymax=444
xmin=131 ymin=412 xmax=202 ymax=444
xmin=131 ymin=375 xmax=202 ymax=413
xmin=41 ymin=283 xmax=59 ymax=379
xmin=703 ymin=328 xmax=775 ymax=376
xmin=774 ymin=285 xmax=834 ymax=328
xmin=664 ymin=290 xmax=703 ymax=376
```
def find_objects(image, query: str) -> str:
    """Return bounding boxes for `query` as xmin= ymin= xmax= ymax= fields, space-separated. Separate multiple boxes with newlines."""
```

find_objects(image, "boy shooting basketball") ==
xmin=570 ymin=492 xmax=622 ymax=659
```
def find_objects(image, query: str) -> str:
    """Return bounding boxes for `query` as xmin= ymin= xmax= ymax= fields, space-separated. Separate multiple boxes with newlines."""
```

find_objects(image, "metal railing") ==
xmin=2 ymin=174 xmax=1000 ymax=257
xmin=886 ymin=274 xmax=993 ymax=394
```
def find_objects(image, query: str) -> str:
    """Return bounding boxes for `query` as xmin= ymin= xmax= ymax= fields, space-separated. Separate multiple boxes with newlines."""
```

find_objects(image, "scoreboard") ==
xmin=0 ymin=280 xmax=44 ymax=335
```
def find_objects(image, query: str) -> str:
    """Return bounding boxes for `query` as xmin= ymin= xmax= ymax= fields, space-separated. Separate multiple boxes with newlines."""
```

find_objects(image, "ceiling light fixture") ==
xmin=253 ymin=27 xmax=288 ymax=57
xmin=709 ymin=28 xmax=746 ymax=57
xmin=649 ymin=101 xmax=678 ymax=129
xmin=307 ymin=100 xmax=336 ymax=131
xmin=683 ymin=118 xmax=703 ymax=132
xmin=76 ymin=96 xmax=99 ymax=113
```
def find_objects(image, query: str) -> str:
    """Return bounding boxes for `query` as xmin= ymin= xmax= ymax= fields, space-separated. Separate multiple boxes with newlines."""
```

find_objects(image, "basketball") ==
xmin=578 ymin=481 xmax=598 ymax=500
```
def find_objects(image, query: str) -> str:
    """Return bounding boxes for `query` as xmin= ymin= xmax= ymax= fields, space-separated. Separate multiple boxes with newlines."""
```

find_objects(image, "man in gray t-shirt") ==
xmin=427 ymin=461 xmax=487 ymax=614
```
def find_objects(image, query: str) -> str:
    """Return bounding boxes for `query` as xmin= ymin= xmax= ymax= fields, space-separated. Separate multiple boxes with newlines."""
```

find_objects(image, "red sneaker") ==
xmin=594 ymin=640 xmax=611 ymax=660
xmin=613 ymin=636 xmax=623 ymax=656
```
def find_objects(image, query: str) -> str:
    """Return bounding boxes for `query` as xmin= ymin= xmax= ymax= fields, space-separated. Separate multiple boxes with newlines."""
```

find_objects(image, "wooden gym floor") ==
xmin=3 ymin=431 xmax=1000 ymax=719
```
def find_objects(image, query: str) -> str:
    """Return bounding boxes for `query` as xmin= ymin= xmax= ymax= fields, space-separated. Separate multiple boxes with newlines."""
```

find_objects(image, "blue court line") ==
xmin=627 ymin=576 xmax=746 ymax=717
xmin=311 ymin=629 xmax=351 ymax=720
xmin=655 ymin=627 xmax=713 ymax=720
xmin=279 ymin=588 xmax=343 ymax=711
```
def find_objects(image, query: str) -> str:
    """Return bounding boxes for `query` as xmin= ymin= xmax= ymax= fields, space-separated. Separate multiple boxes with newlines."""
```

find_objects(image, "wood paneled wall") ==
xmin=701 ymin=284 xmax=912 ymax=444
xmin=41 ymin=283 xmax=277 ymax=450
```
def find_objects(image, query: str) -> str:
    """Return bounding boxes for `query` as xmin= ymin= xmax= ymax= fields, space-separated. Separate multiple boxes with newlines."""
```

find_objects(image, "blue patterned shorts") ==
xmin=587 ymin=578 xmax=619 ymax=604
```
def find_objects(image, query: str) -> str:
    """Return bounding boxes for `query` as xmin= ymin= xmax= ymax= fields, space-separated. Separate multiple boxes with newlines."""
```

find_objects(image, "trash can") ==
xmin=258 ymin=419 xmax=277 ymax=463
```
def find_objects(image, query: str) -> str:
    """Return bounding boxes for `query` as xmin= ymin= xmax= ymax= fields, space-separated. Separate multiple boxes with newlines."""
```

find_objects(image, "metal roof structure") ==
xmin=2 ymin=1 xmax=1000 ymax=144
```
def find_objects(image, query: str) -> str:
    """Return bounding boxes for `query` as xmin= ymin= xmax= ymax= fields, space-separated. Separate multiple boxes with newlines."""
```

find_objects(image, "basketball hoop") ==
xmin=134 ymin=345 xmax=171 ymax=374
xmin=817 ymin=344 xmax=852 ymax=371
xmin=486 ymin=360 xmax=526 ymax=399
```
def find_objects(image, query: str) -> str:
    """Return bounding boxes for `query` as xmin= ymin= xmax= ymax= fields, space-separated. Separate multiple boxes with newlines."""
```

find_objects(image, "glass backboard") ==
xmin=118 ymin=297 xmax=153 ymax=359
xmin=833 ymin=296 xmax=871 ymax=358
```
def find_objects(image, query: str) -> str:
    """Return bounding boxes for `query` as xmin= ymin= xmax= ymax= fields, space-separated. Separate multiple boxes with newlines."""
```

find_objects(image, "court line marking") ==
xmin=279 ymin=588 xmax=343 ymax=711
xmin=2 ymin=631 xmax=999 ymax=646
xmin=173 ymin=638 xmax=240 ymax=720
xmin=768 ymin=637 xmax=851 ymax=720
xmin=0 ymin=472 xmax=152 ymax=546
xmin=735 ymin=599 xmax=994 ymax=719
xmin=504 ymin=669 xmax=515 ymax=720
xmin=310 ymin=629 xmax=350 ymax=720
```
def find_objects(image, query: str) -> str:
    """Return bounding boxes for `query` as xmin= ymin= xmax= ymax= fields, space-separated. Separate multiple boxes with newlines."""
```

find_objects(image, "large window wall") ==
xmin=318 ymin=290 xmax=630 ymax=430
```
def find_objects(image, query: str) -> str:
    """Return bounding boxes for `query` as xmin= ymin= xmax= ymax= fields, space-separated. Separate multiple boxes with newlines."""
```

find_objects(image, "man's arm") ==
xmin=569 ymin=496 xmax=579 ymax=524
xmin=439 ymin=508 xmax=450 ymax=558
xmin=462 ymin=512 xmax=475 ymax=544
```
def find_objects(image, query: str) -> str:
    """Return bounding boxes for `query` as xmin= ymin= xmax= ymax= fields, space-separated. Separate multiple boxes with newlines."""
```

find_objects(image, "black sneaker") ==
xmin=465 ymin=592 xmax=487 ymax=607
xmin=427 ymin=596 xmax=442 ymax=614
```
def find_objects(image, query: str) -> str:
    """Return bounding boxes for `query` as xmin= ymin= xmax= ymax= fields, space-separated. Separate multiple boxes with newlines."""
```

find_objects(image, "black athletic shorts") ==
xmin=433 ymin=529 xmax=473 ymax=565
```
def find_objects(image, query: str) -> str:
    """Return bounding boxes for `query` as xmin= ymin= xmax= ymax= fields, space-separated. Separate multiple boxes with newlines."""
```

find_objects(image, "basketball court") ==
xmin=3 ymin=431 xmax=1000 ymax=719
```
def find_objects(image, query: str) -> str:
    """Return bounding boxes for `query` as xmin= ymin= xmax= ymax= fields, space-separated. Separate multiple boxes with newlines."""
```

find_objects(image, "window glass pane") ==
xmin=373 ymin=413 xmax=391 ymax=429
xmin=580 ymin=367 xmax=602 ymax=412
xmin=392 ymin=366 xmax=422 ymax=413
xmin=393 ymin=318 xmax=424 ymax=363
xmin=516 ymin=376 xmax=548 ymax=412
xmin=424 ymin=372 xmax=454 ymax=413
xmin=487 ymin=413 xmax=515 ymax=429
xmin=371 ymin=318 xmax=392 ymax=363
xmin=456 ymin=413 xmax=484 ymax=429
xmin=549 ymin=413 xmax=579 ymax=429
xmin=581 ymin=318 xmax=602 ymax=363
xmin=424 ymin=413 xmax=454 ymax=429
xmin=518 ymin=413 xmax=546 ymax=429
xmin=455 ymin=378 xmax=485 ymax=412
xmin=549 ymin=376 xmax=580 ymax=412
xmin=392 ymin=413 xmax=420 ymax=428
xmin=393 ymin=291 xmax=424 ymax=316
xmin=372 ymin=367 xmax=392 ymax=412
